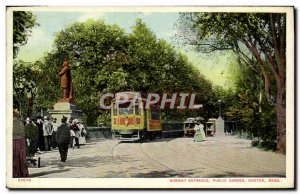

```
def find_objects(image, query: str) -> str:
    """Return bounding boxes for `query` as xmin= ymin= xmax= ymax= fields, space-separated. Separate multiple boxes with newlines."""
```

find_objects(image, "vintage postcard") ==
xmin=6 ymin=6 xmax=294 ymax=189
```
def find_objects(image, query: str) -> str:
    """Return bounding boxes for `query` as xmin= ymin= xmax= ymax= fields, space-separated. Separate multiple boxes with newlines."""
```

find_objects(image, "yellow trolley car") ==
xmin=111 ymin=92 xmax=162 ymax=141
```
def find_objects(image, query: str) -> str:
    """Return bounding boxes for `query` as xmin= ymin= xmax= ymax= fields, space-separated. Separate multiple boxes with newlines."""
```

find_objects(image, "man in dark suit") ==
xmin=24 ymin=117 xmax=38 ymax=158
xmin=56 ymin=116 xmax=71 ymax=162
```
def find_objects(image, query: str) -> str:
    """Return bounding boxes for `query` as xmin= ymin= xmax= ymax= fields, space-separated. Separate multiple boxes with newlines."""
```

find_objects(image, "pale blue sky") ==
xmin=16 ymin=11 xmax=234 ymax=88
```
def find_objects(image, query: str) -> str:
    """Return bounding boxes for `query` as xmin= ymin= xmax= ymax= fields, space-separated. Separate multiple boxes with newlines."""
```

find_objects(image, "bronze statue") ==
xmin=58 ymin=60 xmax=74 ymax=102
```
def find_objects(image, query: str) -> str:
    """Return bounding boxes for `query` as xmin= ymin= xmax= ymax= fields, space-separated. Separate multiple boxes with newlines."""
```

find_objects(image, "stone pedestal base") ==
xmin=49 ymin=102 xmax=83 ymax=125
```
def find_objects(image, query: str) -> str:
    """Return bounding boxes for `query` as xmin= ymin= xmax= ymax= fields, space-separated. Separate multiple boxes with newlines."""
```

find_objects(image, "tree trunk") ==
xmin=18 ymin=100 xmax=22 ymax=119
xmin=28 ymin=97 xmax=33 ymax=117
xmin=276 ymin=84 xmax=286 ymax=154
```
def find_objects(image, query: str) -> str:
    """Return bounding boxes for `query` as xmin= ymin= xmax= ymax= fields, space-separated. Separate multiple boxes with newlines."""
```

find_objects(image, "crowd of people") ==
xmin=13 ymin=110 xmax=87 ymax=178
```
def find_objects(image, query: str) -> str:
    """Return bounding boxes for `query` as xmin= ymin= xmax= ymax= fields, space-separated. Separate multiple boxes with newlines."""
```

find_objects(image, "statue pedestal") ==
xmin=49 ymin=102 xmax=83 ymax=125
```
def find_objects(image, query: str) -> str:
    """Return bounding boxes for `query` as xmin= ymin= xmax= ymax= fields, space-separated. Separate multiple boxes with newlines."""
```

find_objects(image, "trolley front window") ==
xmin=118 ymin=102 xmax=134 ymax=115
xmin=119 ymin=108 xmax=133 ymax=115
xmin=135 ymin=107 xmax=141 ymax=115
xmin=151 ymin=108 xmax=160 ymax=120
xmin=185 ymin=123 xmax=195 ymax=129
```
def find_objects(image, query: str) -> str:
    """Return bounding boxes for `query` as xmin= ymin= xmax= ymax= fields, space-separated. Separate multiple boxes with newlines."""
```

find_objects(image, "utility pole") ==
xmin=218 ymin=99 xmax=222 ymax=118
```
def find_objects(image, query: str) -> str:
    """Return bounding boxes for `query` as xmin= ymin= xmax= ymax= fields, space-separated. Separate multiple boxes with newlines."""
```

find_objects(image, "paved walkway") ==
xmin=29 ymin=136 xmax=285 ymax=178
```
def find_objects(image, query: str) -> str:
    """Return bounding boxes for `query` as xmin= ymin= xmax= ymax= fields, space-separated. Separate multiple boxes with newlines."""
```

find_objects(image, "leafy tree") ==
xmin=225 ymin=63 xmax=277 ymax=150
xmin=13 ymin=11 xmax=38 ymax=59
xmin=13 ymin=61 xmax=42 ymax=117
xmin=125 ymin=19 xmax=214 ymax=121
xmin=177 ymin=13 xmax=286 ymax=153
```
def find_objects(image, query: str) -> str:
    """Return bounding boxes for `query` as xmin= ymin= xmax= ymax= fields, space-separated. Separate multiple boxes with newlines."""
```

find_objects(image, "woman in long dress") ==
xmin=77 ymin=121 xmax=86 ymax=145
xmin=13 ymin=110 xmax=29 ymax=177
